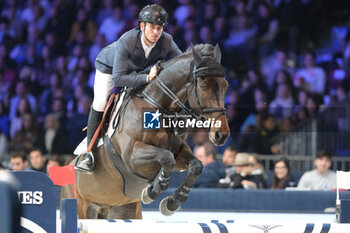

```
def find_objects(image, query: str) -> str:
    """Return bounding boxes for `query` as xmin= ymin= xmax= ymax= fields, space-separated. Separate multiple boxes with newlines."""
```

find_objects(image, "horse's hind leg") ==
xmin=130 ymin=141 xmax=175 ymax=204
xmin=107 ymin=201 xmax=142 ymax=219
xmin=160 ymin=143 xmax=203 ymax=216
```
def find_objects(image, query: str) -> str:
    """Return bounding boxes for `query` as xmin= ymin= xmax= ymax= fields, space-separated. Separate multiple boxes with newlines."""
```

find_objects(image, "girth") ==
xmin=103 ymin=136 xmax=150 ymax=199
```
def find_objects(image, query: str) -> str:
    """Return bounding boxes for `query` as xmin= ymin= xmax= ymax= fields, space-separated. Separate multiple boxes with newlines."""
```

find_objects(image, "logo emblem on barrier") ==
xmin=249 ymin=225 xmax=282 ymax=233
xmin=143 ymin=110 xmax=161 ymax=129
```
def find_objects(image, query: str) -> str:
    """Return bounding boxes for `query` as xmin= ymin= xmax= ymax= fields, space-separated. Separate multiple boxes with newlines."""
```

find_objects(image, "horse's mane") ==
xmin=161 ymin=44 xmax=215 ymax=69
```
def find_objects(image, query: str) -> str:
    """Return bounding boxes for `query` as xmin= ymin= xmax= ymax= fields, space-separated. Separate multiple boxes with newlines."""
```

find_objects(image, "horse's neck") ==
xmin=144 ymin=60 xmax=191 ymax=111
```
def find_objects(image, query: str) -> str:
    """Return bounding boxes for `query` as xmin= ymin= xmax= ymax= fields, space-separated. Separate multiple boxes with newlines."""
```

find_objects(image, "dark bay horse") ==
xmin=61 ymin=44 xmax=230 ymax=219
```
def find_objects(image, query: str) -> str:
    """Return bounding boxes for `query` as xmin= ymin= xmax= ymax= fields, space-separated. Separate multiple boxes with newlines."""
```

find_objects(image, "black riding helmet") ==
xmin=138 ymin=4 xmax=168 ymax=27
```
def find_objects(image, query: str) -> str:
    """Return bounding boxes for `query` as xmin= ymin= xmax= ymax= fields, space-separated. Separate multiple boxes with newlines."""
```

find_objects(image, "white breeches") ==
xmin=92 ymin=69 xmax=114 ymax=111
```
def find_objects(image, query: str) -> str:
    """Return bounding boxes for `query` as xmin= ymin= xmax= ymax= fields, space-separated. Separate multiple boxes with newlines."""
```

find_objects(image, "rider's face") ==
xmin=140 ymin=22 xmax=163 ymax=46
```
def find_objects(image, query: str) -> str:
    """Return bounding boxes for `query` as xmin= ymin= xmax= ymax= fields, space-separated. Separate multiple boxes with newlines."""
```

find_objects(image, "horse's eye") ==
xmin=199 ymin=84 xmax=207 ymax=90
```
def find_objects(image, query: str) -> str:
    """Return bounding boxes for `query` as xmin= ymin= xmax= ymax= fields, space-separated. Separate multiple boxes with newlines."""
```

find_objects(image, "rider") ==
xmin=75 ymin=4 xmax=182 ymax=173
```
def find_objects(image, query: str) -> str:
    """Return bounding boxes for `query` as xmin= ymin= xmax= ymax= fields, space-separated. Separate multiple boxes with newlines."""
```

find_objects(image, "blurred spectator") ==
xmin=254 ymin=2 xmax=279 ymax=58
xmin=198 ymin=2 xmax=218 ymax=26
xmin=10 ymin=150 xmax=30 ymax=171
xmin=29 ymin=148 xmax=47 ymax=173
xmin=199 ymin=25 xmax=215 ymax=45
xmin=224 ymin=15 xmax=256 ymax=72
xmin=50 ymin=97 xmax=67 ymax=130
xmin=269 ymin=83 xmax=294 ymax=120
xmin=274 ymin=0 xmax=303 ymax=54
xmin=239 ymin=113 xmax=280 ymax=155
xmin=248 ymin=153 xmax=267 ymax=180
xmin=188 ymin=130 xmax=210 ymax=150
xmin=0 ymin=17 xmax=15 ymax=43
xmin=335 ymin=85 xmax=347 ymax=103
xmin=297 ymin=150 xmax=336 ymax=190
xmin=229 ymin=153 xmax=267 ymax=189
xmin=240 ymin=96 xmax=268 ymax=133
xmin=271 ymin=157 xmax=297 ymax=189
xmin=10 ymin=98 xmax=32 ymax=138
xmin=46 ymin=154 xmax=65 ymax=176
xmin=183 ymin=26 xmax=199 ymax=50
xmin=240 ymin=69 xmax=269 ymax=111
xmin=294 ymin=88 xmax=308 ymax=110
xmin=38 ymin=72 xmax=62 ymax=117
xmin=305 ymin=94 xmax=321 ymax=117
xmin=54 ymin=56 xmax=70 ymax=85
xmin=38 ymin=113 xmax=68 ymax=155
xmin=66 ymin=84 xmax=91 ymax=118
xmin=0 ymin=43 xmax=17 ymax=87
xmin=67 ymin=44 xmax=84 ymax=72
xmin=44 ymin=1 xmax=75 ymax=55
xmin=294 ymin=51 xmax=326 ymax=95
xmin=98 ymin=7 xmax=125 ymax=43
xmin=0 ymin=128 xmax=8 ymax=162
xmin=95 ymin=0 xmax=115 ymax=27
xmin=261 ymin=49 xmax=296 ymax=90
xmin=217 ymin=146 xmax=237 ymax=187
xmin=68 ymin=8 xmax=96 ymax=44
xmin=37 ymin=44 xmax=55 ymax=73
xmin=173 ymin=0 xmax=196 ymax=28
xmin=89 ymin=34 xmax=106 ymax=68
xmin=0 ymin=100 xmax=9 ymax=138
xmin=9 ymin=81 xmax=36 ymax=120
xmin=118 ymin=3 xmax=140 ymax=36
xmin=65 ymin=95 xmax=92 ymax=152
xmin=328 ymin=52 xmax=349 ymax=93
xmin=230 ymin=0 xmax=248 ymax=30
xmin=226 ymin=89 xmax=246 ymax=136
xmin=193 ymin=142 xmax=225 ymax=188
xmin=270 ymin=69 xmax=295 ymax=99
xmin=292 ymin=106 xmax=309 ymax=125
xmin=222 ymin=146 xmax=237 ymax=171
xmin=213 ymin=17 xmax=229 ymax=47
xmin=10 ymin=113 xmax=39 ymax=152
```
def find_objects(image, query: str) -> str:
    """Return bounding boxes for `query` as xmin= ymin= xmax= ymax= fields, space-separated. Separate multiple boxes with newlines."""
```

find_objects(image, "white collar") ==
xmin=141 ymin=34 xmax=156 ymax=51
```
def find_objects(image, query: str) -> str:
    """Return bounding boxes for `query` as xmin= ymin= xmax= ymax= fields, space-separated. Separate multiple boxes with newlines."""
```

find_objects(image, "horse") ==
xmin=61 ymin=44 xmax=230 ymax=219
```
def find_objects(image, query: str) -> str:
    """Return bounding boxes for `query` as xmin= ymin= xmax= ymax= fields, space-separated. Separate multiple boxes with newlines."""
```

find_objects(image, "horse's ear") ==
xmin=214 ymin=43 xmax=222 ymax=63
xmin=192 ymin=46 xmax=202 ymax=66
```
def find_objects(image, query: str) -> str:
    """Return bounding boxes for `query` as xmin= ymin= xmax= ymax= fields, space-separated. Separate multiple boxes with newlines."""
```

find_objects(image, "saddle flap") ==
xmin=103 ymin=136 xmax=150 ymax=199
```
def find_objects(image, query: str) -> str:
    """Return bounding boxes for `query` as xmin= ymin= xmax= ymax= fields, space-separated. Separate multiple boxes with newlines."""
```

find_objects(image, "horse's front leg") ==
xmin=130 ymin=141 xmax=176 ymax=204
xmin=159 ymin=143 xmax=203 ymax=216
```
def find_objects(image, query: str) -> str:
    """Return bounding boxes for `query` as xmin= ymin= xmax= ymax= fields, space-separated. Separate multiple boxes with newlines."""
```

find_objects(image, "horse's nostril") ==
xmin=215 ymin=131 xmax=223 ymax=141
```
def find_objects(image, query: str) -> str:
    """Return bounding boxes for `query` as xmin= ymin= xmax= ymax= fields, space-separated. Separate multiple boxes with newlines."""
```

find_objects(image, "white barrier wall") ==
xmin=79 ymin=220 xmax=350 ymax=233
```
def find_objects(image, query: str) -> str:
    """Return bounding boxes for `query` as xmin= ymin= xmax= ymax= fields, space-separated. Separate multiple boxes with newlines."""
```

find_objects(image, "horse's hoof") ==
xmin=141 ymin=187 xmax=154 ymax=204
xmin=159 ymin=196 xmax=179 ymax=216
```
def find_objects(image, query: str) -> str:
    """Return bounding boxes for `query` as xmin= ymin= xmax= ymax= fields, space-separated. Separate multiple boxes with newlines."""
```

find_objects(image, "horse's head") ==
xmin=187 ymin=44 xmax=230 ymax=145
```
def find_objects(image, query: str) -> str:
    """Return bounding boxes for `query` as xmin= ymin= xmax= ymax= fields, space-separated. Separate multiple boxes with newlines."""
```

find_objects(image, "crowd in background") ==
xmin=0 ymin=0 xmax=350 ymax=175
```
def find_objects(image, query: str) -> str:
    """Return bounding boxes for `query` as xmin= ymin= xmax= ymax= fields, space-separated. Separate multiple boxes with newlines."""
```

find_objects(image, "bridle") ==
xmin=141 ymin=58 xmax=226 ymax=130
xmin=188 ymin=60 xmax=227 ymax=122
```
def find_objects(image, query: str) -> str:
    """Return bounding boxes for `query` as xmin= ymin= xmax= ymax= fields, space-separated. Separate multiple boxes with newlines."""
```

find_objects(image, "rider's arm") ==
xmin=111 ymin=40 xmax=148 ymax=88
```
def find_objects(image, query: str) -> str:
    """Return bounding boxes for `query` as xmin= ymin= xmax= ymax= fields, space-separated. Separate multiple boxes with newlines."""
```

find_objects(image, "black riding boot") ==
xmin=75 ymin=108 xmax=103 ymax=173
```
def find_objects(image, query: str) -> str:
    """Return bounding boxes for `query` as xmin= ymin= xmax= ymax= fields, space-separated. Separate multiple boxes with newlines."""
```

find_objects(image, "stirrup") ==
xmin=74 ymin=151 xmax=95 ymax=174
